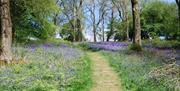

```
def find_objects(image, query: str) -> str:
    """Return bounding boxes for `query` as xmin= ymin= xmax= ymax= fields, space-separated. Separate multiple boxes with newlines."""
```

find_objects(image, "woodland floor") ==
xmin=88 ymin=52 xmax=123 ymax=91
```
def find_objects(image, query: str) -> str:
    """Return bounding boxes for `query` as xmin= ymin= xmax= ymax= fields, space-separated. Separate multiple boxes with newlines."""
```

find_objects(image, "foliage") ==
xmin=0 ymin=45 xmax=92 ymax=91
xmin=113 ymin=20 xmax=127 ymax=41
xmin=101 ymin=51 xmax=179 ymax=91
xmin=60 ymin=20 xmax=75 ymax=42
xmin=111 ymin=0 xmax=179 ymax=41
xmin=26 ymin=38 xmax=73 ymax=47
xmin=11 ymin=0 xmax=59 ymax=42
xmin=141 ymin=1 xmax=179 ymax=39
xmin=9 ymin=0 xmax=180 ymax=43
xmin=59 ymin=0 xmax=84 ymax=42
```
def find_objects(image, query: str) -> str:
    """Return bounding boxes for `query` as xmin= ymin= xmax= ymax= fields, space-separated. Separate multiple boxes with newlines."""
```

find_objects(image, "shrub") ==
xmin=148 ymin=39 xmax=180 ymax=49
xmin=77 ymin=42 xmax=90 ymax=50
xmin=129 ymin=44 xmax=143 ymax=51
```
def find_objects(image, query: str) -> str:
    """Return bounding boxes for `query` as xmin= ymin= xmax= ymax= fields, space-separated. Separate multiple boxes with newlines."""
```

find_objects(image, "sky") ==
xmin=163 ymin=0 xmax=175 ymax=3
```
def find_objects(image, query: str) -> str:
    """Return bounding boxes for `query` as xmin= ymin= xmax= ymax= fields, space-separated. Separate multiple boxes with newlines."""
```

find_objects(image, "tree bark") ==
xmin=76 ymin=18 xmax=83 ymax=41
xmin=92 ymin=0 xmax=96 ymax=42
xmin=93 ymin=27 xmax=96 ymax=42
xmin=124 ymin=1 xmax=129 ymax=41
xmin=131 ymin=0 xmax=141 ymax=46
xmin=102 ymin=17 xmax=105 ymax=42
xmin=0 ymin=0 xmax=12 ymax=63
xmin=176 ymin=0 xmax=180 ymax=21
xmin=125 ymin=16 xmax=129 ymax=41
xmin=73 ymin=1 xmax=76 ymax=42
xmin=93 ymin=14 xmax=96 ymax=42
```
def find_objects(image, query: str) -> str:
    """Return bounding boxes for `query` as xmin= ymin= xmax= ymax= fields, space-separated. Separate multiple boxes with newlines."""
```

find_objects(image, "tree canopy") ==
xmin=11 ymin=0 xmax=59 ymax=42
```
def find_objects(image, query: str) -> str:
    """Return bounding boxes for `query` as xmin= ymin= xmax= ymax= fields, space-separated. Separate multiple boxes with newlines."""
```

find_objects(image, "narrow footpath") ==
xmin=88 ymin=52 xmax=123 ymax=91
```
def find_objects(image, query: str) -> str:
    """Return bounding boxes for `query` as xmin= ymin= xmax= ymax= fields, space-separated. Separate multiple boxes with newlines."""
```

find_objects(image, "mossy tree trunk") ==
xmin=131 ymin=0 xmax=142 ymax=46
xmin=0 ymin=0 xmax=12 ymax=63
xmin=176 ymin=0 xmax=180 ymax=21
xmin=75 ymin=0 xmax=83 ymax=42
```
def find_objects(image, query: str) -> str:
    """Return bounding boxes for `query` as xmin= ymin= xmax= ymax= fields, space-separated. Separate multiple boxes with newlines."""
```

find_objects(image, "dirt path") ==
xmin=88 ymin=52 xmax=123 ymax=91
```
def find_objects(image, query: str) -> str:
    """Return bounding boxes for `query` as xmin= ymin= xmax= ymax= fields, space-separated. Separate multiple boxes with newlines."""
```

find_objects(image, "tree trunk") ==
xmin=93 ymin=24 xmax=97 ymax=42
xmin=76 ymin=18 xmax=83 ymax=41
xmin=54 ymin=13 xmax=58 ymax=38
xmin=73 ymin=2 xmax=76 ymax=42
xmin=0 ymin=0 xmax=12 ymax=63
xmin=75 ymin=0 xmax=83 ymax=42
xmin=106 ymin=35 xmax=110 ymax=42
xmin=102 ymin=17 xmax=105 ymax=42
xmin=124 ymin=2 xmax=129 ymax=41
xmin=175 ymin=0 xmax=180 ymax=29
xmin=92 ymin=0 xmax=96 ymax=43
xmin=131 ymin=0 xmax=141 ymax=46
xmin=93 ymin=30 xmax=97 ymax=42
xmin=107 ymin=4 xmax=114 ymax=42
xmin=125 ymin=17 xmax=129 ymax=41
xmin=93 ymin=16 xmax=96 ymax=42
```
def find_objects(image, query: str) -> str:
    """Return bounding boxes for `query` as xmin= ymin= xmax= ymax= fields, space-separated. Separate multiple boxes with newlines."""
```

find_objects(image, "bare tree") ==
xmin=86 ymin=0 xmax=97 ymax=42
xmin=86 ymin=0 xmax=108 ymax=42
xmin=131 ymin=0 xmax=142 ymax=46
xmin=0 ymin=0 xmax=12 ymax=63
xmin=99 ymin=0 xmax=109 ymax=42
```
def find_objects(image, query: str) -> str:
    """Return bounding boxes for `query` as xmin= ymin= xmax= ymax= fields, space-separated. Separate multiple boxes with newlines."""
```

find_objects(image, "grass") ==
xmin=0 ymin=46 xmax=92 ymax=91
xmin=101 ymin=50 xmax=179 ymax=91
xmin=68 ymin=54 xmax=92 ymax=91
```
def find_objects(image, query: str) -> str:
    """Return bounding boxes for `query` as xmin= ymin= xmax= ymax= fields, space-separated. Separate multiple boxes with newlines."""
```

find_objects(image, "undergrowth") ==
xmin=101 ymin=50 xmax=179 ymax=91
xmin=0 ymin=46 xmax=92 ymax=91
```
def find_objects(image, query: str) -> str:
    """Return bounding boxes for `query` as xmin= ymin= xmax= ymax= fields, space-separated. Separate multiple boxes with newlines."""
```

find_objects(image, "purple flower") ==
xmin=29 ymin=44 xmax=39 ymax=48
xmin=30 ymin=47 xmax=36 ymax=53
xmin=88 ymin=42 xmax=129 ymax=51
xmin=42 ymin=43 xmax=55 ymax=48
xmin=60 ymin=44 xmax=68 ymax=48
